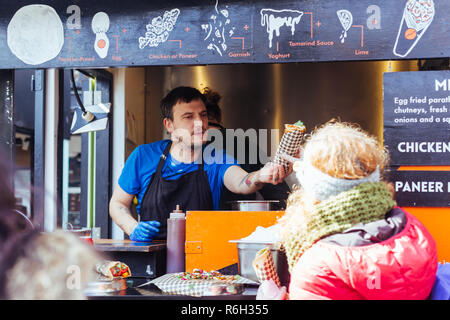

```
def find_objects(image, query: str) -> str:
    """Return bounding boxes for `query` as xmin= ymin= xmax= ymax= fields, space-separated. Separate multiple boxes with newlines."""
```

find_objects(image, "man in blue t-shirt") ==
xmin=109 ymin=86 xmax=289 ymax=241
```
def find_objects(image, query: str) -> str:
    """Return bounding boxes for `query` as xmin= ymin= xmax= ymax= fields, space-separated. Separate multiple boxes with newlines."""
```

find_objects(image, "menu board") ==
xmin=384 ymin=70 xmax=450 ymax=207
xmin=387 ymin=170 xmax=450 ymax=207
xmin=0 ymin=0 xmax=448 ymax=69
xmin=384 ymin=71 xmax=450 ymax=166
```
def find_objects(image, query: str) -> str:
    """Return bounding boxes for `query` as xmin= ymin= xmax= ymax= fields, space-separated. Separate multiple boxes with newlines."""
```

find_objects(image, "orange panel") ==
xmin=403 ymin=207 xmax=450 ymax=264
xmin=397 ymin=166 xmax=450 ymax=171
xmin=185 ymin=208 xmax=450 ymax=270
xmin=185 ymin=210 xmax=282 ymax=272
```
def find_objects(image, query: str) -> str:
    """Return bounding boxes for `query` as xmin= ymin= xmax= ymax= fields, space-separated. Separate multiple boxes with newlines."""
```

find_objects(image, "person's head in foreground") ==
xmin=0 ymin=153 xmax=101 ymax=300
xmin=0 ymin=230 xmax=101 ymax=300
xmin=279 ymin=120 xmax=437 ymax=300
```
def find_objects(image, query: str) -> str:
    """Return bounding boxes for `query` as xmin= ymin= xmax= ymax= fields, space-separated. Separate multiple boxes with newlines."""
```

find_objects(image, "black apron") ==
xmin=140 ymin=141 xmax=214 ymax=239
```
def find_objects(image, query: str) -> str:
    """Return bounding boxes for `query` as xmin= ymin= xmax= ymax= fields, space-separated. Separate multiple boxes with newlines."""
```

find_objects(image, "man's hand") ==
xmin=129 ymin=221 xmax=161 ymax=242
xmin=256 ymin=279 xmax=287 ymax=300
xmin=109 ymin=184 xmax=139 ymax=236
xmin=224 ymin=161 xmax=291 ymax=195
xmin=256 ymin=162 xmax=289 ymax=185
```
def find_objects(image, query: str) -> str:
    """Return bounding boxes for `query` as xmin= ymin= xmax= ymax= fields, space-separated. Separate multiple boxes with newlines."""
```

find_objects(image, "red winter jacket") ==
xmin=289 ymin=207 xmax=438 ymax=300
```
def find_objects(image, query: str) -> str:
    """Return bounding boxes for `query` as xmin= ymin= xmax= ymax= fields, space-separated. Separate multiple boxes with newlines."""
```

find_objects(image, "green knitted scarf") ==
xmin=282 ymin=182 xmax=396 ymax=272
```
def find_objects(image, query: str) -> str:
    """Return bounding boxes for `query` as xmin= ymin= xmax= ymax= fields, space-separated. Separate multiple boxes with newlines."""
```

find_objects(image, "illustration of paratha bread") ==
xmin=393 ymin=0 xmax=435 ymax=57
xmin=7 ymin=4 xmax=64 ymax=65
xmin=337 ymin=10 xmax=353 ymax=44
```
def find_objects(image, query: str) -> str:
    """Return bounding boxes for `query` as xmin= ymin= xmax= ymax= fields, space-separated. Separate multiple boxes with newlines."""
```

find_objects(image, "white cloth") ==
xmin=239 ymin=224 xmax=282 ymax=243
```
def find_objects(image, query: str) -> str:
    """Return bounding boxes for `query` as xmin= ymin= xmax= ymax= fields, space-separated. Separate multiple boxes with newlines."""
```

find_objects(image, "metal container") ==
xmin=69 ymin=227 xmax=93 ymax=245
xmin=230 ymin=241 xmax=280 ymax=283
xmin=228 ymin=200 xmax=279 ymax=211
xmin=229 ymin=240 xmax=290 ymax=286
xmin=84 ymin=278 xmax=127 ymax=296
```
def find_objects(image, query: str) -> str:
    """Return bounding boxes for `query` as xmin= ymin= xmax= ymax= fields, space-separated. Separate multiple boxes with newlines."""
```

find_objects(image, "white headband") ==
xmin=293 ymin=159 xmax=380 ymax=201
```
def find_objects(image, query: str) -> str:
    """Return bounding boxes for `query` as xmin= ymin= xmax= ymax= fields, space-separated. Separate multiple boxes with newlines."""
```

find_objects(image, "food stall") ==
xmin=0 ymin=0 xmax=449 ymax=299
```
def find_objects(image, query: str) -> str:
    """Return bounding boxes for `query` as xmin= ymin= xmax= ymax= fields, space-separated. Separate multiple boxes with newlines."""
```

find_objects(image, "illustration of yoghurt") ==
xmin=260 ymin=9 xmax=303 ymax=48
xmin=393 ymin=0 xmax=435 ymax=57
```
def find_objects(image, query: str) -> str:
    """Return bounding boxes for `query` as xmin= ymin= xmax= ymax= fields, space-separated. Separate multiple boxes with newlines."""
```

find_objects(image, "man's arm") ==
xmin=109 ymin=184 xmax=138 ymax=235
xmin=223 ymin=162 xmax=288 ymax=195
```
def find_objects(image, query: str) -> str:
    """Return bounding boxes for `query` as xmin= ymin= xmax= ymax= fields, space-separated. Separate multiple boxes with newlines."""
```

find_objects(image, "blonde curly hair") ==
xmin=279 ymin=120 xmax=393 ymax=242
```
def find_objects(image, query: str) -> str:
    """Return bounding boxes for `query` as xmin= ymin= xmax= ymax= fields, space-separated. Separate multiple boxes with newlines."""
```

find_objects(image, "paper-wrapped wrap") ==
xmin=95 ymin=261 xmax=131 ymax=280
xmin=273 ymin=120 xmax=306 ymax=172
xmin=252 ymin=247 xmax=281 ymax=287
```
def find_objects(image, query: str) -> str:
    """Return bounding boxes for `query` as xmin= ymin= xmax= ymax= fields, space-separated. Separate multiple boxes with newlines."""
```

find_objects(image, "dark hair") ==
xmin=203 ymin=87 xmax=222 ymax=123
xmin=160 ymin=86 xmax=207 ymax=120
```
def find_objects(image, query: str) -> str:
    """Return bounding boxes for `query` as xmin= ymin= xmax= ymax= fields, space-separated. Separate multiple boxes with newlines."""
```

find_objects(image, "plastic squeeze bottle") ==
xmin=166 ymin=205 xmax=186 ymax=273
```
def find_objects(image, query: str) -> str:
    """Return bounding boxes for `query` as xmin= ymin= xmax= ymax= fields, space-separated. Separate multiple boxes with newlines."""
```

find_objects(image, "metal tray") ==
xmin=228 ymin=200 xmax=280 ymax=211
xmin=84 ymin=277 xmax=127 ymax=295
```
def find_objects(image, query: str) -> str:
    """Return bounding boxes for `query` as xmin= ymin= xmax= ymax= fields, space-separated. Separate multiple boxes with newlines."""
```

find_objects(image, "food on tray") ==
xmin=149 ymin=272 xmax=256 ymax=297
xmin=95 ymin=261 xmax=131 ymax=280
xmin=175 ymin=269 xmax=239 ymax=282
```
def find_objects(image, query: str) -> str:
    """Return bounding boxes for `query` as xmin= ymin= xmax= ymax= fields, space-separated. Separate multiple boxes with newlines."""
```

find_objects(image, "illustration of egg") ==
xmin=92 ymin=12 xmax=110 ymax=59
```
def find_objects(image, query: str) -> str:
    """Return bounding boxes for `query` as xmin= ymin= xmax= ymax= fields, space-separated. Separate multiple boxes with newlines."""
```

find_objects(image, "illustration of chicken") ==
xmin=139 ymin=8 xmax=180 ymax=49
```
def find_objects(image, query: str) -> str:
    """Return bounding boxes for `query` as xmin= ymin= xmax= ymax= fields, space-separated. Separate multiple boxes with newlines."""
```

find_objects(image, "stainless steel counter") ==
xmin=87 ymin=277 xmax=258 ymax=300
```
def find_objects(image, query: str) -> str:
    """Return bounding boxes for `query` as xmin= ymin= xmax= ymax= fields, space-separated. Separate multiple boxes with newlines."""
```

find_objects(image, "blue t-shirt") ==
xmin=118 ymin=140 xmax=239 ymax=213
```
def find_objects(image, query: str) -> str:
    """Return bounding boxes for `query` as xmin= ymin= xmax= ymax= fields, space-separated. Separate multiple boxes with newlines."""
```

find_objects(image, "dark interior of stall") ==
xmin=9 ymin=57 xmax=449 ymax=232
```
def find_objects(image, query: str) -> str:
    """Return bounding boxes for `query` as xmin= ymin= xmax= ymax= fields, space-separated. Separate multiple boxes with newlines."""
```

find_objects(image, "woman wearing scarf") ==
xmin=278 ymin=121 xmax=437 ymax=300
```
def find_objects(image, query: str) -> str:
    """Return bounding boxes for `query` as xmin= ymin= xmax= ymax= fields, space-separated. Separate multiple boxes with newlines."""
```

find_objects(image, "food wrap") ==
xmin=95 ymin=261 xmax=131 ymax=280
xmin=148 ymin=270 xmax=258 ymax=297
xmin=273 ymin=120 xmax=306 ymax=172
xmin=252 ymin=247 xmax=281 ymax=287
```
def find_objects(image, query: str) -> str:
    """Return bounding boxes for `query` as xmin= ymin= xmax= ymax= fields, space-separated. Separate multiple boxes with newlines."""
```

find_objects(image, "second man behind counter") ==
xmin=203 ymin=87 xmax=290 ymax=210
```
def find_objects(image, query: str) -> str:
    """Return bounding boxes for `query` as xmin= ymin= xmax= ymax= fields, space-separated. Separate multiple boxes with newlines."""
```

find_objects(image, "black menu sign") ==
xmin=384 ymin=70 xmax=450 ymax=207
xmin=387 ymin=169 xmax=450 ymax=207
xmin=0 ymin=0 xmax=449 ymax=69
xmin=384 ymin=71 xmax=450 ymax=166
